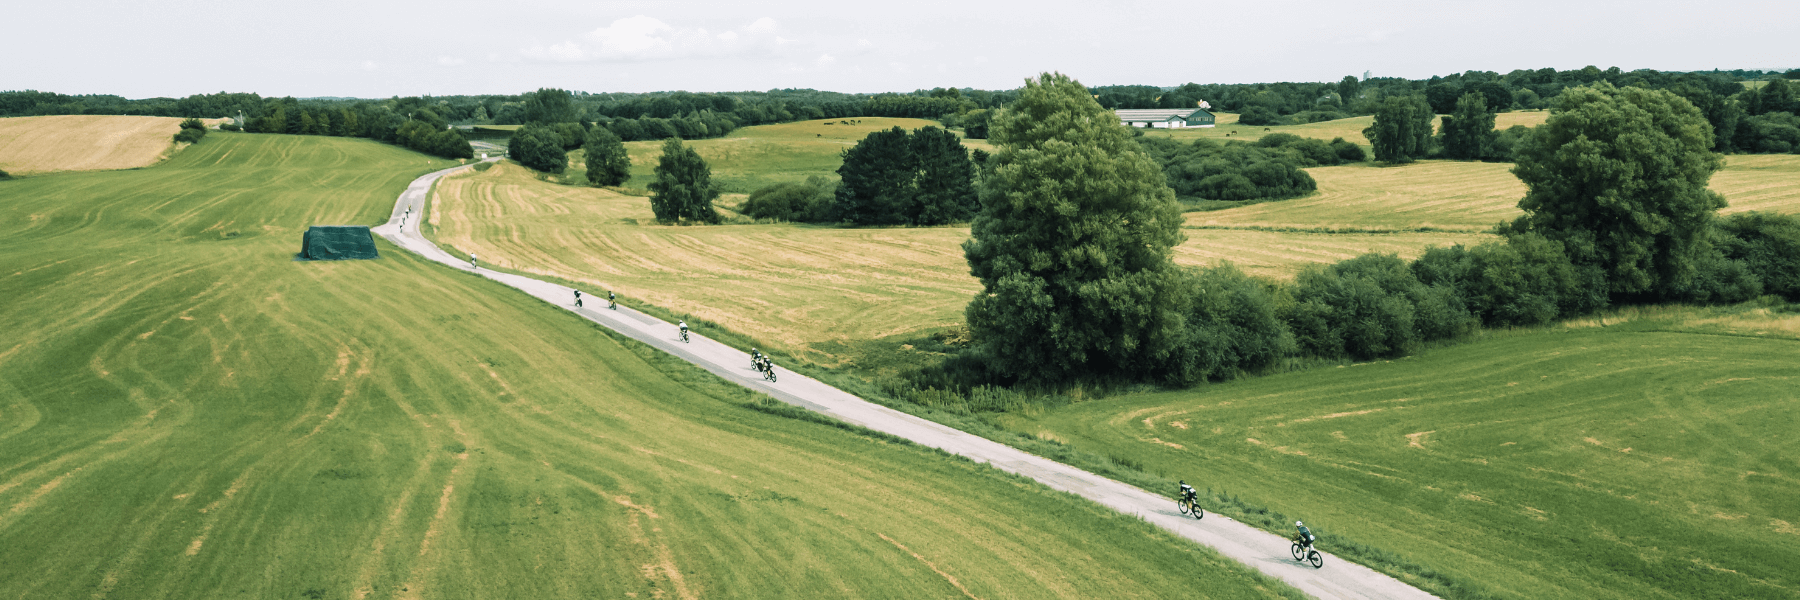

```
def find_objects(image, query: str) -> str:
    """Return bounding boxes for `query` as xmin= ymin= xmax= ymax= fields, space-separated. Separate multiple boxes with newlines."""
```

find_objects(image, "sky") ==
xmin=7 ymin=0 xmax=1798 ymax=98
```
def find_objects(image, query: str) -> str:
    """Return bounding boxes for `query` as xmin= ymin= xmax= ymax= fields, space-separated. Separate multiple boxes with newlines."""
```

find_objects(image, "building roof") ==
xmin=1114 ymin=108 xmax=1213 ymax=121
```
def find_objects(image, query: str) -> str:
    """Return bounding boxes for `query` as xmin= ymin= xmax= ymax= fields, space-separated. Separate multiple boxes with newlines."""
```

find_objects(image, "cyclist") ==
xmin=678 ymin=320 xmax=689 ymax=341
xmin=469 ymin=252 xmax=478 ymax=269
xmin=573 ymin=289 xmax=582 ymax=307
xmin=608 ymin=291 xmax=616 ymax=309
xmin=1178 ymin=480 xmax=1197 ymax=504
xmin=1294 ymin=521 xmax=1316 ymax=550
xmin=751 ymin=348 xmax=765 ymax=371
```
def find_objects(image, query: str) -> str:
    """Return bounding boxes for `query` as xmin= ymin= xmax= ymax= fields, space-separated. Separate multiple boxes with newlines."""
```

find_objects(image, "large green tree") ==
xmin=583 ymin=126 xmax=632 ymax=187
xmin=524 ymin=88 xmax=578 ymax=124
xmin=1363 ymin=95 xmax=1434 ymax=163
xmin=647 ymin=138 xmax=720 ymax=224
xmin=832 ymin=126 xmax=976 ymax=226
xmin=1439 ymin=92 xmax=1496 ymax=160
xmin=1509 ymin=83 xmax=1726 ymax=298
xmin=508 ymin=124 xmax=567 ymax=173
xmin=962 ymin=73 xmax=1189 ymax=385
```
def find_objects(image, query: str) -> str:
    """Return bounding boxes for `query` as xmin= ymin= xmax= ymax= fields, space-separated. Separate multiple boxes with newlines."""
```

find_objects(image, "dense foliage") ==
xmin=1364 ymin=95 xmax=1435 ymax=163
xmin=1714 ymin=212 xmax=1800 ymax=300
xmin=507 ymin=124 xmax=566 ymax=173
xmin=582 ymin=126 xmax=631 ymax=186
xmin=738 ymin=176 xmax=836 ymax=222
xmin=1438 ymin=93 xmax=1496 ymax=160
xmin=1136 ymin=135 xmax=1342 ymax=202
xmin=962 ymin=73 xmax=1191 ymax=385
xmin=832 ymin=126 xmax=978 ymax=226
xmin=172 ymin=118 xmax=207 ymax=144
xmin=1509 ymin=83 xmax=1726 ymax=299
xmin=647 ymin=138 xmax=721 ymax=224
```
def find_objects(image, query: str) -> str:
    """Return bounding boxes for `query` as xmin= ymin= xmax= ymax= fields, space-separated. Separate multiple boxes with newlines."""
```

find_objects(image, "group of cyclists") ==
xmin=568 ymin=289 xmax=773 ymax=380
xmin=1178 ymin=480 xmax=1324 ymax=569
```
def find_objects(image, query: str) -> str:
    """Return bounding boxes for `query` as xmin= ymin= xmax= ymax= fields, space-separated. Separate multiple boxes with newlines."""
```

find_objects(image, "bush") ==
xmin=1237 ymin=106 xmax=1281 ymax=126
xmin=1164 ymin=264 xmax=1296 ymax=384
xmin=0 ymin=167 xmax=10 ymax=180
xmin=220 ymin=122 xmax=242 ymax=132
xmin=1329 ymin=137 xmax=1366 ymax=162
xmin=1139 ymin=137 xmax=1318 ymax=202
xmin=509 ymin=124 xmax=567 ymax=173
xmin=1287 ymin=254 xmax=1473 ymax=360
xmin=740 ymin=177 xmax=835 ymax=222
xmin=173 ymin=127 xmax=205 ymax=144
xmin=1716 ymin=212 xmax=1800 ymax=300
xmin=1415 ymin=234 xmax=1607 ymax=328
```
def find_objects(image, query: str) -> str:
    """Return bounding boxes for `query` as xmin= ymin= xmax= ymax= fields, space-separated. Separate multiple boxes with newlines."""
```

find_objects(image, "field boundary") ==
xmin=375 ymin=160 xmax=1440 ymax=600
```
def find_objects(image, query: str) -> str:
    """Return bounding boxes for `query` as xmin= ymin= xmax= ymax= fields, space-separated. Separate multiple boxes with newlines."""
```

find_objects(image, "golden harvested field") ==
xmin=1191 ymin=155 xmax=1800 ymax=233
xmin=429 ymin=162 xmax=1493 ymax=363
xmin=1714 ymin=154 xmax=1800 ymax=215
xmin=592 ymin=118 xmax=958 ymax=193
xmin=0 ymin=115 xmax=186 ymax=174
xmin=1143 ymin=111 xmax=1552 ymax=146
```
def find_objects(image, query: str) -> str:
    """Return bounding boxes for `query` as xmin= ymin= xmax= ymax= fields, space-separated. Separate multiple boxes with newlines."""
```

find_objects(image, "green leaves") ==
xmin=582 ymin=126 xmax=631 ymax=187
xmin=647 ymin=138 xmax=720 ymax=224
xmin=1511 ymin=83 xmax=1726 ymax=298
xmin=963 ymin=73 xmax=1188 ymax=385
xmin=832 ymin=126 xmax=977 ymax=226
xmin=1364 ymin=95 xmax=1435 ymax=163
xmin=507 ymin=124 xmax=566 ymax=173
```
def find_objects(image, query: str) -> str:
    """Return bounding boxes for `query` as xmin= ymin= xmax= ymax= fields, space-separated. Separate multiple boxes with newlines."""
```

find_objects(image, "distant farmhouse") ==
xmin=1116 ymin=107 xmax=1216 ymax=129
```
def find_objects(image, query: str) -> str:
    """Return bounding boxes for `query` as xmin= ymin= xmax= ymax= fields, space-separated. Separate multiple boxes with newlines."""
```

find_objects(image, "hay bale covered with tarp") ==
xmin=299 ymin=226 xmax=379 ymax=260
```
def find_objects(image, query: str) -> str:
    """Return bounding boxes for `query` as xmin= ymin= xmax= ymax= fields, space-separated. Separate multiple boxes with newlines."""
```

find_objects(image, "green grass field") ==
xmin=987 ymin=306 xmax=1800 ymax=599
xmin=0 ymin=131 xmax=1304 ymax=599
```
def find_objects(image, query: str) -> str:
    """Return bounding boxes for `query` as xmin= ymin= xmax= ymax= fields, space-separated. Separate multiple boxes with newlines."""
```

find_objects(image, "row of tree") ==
xmin=1137 ymin=134 xmax=1363 ymax=202
xmin=735 ymin=126 xmax=979 ymax=226
xmin=926 ymin=73 xmax=1800 ymax=391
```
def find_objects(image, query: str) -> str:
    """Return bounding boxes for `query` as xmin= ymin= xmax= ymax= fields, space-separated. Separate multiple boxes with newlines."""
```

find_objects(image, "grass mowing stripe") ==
xmin=0 ymin=131 xmax=1305 ymax=599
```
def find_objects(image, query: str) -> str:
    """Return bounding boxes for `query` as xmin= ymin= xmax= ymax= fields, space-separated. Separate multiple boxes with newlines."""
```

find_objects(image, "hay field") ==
xmin=1142 ymin=111 xmax=1552 ymax=146
xmin=0 ymin=132 xmax=1296 ymax=599
xmin=571 ymin=118 xmax=957 ymax=193
xmin=428 ymin=162 xmax=1491 ymax=364
xmin=1191 ymin=154 xmax=1800 ymax=233
xmin=0 ymin=115 xmax=189 ymax=175
xmin=994 ymin=307 xmax=1800 ymax=599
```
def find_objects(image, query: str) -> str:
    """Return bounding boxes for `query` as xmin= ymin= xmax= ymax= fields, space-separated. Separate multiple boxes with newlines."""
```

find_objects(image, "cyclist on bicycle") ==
xmin=751 ymin=348 xmax=765 ymax=371
xmin=573 ymin=289 xmax=582 ymax=307
xmin=608 ymin=291 xmax=616 ymax=309
xmin=678 ymin=320 xmax=688 ymax=340
xmin=1294 ymin=521 xmax=1316 ymax=548
xmin=1178 ymin=480 xmax=1197 ymax=503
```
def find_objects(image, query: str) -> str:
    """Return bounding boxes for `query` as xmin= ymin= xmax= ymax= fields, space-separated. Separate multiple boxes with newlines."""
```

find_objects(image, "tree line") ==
xmin=900 ymin=73 xmax=1800 ymax=396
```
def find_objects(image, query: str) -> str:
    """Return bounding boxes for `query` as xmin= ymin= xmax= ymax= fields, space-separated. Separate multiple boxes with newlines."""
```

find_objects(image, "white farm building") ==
xmin=1116 ymin=108 xmax=1216 ymax=129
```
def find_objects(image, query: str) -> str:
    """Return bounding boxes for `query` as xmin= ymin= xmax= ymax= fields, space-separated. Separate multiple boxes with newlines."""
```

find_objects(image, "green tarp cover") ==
xmin=300 ymin=226 xmax=379 ymax=260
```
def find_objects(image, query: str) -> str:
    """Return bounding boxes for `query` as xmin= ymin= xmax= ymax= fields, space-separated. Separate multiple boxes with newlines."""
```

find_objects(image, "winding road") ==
xmin=375 ymin=161 xmax=1439 ymax=600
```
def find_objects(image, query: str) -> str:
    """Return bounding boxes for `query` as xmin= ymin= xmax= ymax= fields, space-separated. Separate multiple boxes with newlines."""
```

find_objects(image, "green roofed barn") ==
xmin=1116 ymin=107 xmax=1216 ymax=129
xmin=299 ymin=225 xmax=379 ymax=260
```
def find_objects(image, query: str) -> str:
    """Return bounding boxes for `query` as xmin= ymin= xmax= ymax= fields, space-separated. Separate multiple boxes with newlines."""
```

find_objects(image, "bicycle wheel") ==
xmin=1291 ymin=543 xmax=1306 ymax=561
xmin=1177 ymin=499 xmax=1191 ymax=515
xmin=1307 ymin=550 xmax=1323 ymax=569
xmin=1193 ymin=506 xmax=1203 ymax=520
xmin=768 ymin=371 xmax=777 ymax=382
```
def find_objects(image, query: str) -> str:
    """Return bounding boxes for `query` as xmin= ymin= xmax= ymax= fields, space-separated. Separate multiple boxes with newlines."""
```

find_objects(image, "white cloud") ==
xmin=522 ymin=15 xmax=792 ymax=62
xmin=360 ymin=60 xmax=379 ymax=71
xmin=815 ymin=54 xmax=836 ymax=67
xmin=438 ymin=56 xmax=466 ymax=66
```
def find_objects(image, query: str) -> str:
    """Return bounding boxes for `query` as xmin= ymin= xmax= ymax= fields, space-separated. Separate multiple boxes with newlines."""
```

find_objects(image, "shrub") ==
xmin=1287 ymin=254 xmax=1473 ymax=360
xmin=741 ymin=177 xmax=835 ymax=222
xmin=220 ymin=122 xmax=242 ymax=132
xmin=1139 ymin=137 xmax=1317 ymax=202
xmin=1236 ymin=106 xmax=1281 ymax=126
xmin=508 ymin=124 xmax=567 ymax=173
xmin=1329 ymin=137 xmax=1366 ymax=162
xmin=1164 ymin=264 xmax=1296 ymax=384
xmin=173 ymin=127 xmax=205 ymax=144
xmin=1715 ymin=212 xmax=1800 ymax=300
xmin=0 ymin=167 xmax=11 ymax=180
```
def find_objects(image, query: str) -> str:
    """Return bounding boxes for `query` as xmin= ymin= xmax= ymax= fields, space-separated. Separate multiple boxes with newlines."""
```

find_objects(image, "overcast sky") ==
xmin=8 ymin=0 xmax=1797 ymax=98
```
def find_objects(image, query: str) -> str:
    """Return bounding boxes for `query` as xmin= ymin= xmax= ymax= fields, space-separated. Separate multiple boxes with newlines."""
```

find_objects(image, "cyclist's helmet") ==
xmin=1179 ymin=480 xmax=1186 ymax=485
xmin=1296 ymin=521 xmax=1303 ymax=527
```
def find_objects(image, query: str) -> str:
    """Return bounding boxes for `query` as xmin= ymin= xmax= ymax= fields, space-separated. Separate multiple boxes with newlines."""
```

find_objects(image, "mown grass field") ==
xmin=989 ymin=306 xmax=1800 ymax=599
xmin=0 ymin=115 xmax=187 ymax=175
xmin=0 ymin=130 xmax=1301 ymax=599
xmin=1141 ymin=112 xmax=1552 ymax=147
xmin=1191 ymin=155 xmax=1800 ymax=233
xmin=428 ymin=161 xmax=1491 ymax=365
xmin=573 ymin=118 xmax=963 ymax=194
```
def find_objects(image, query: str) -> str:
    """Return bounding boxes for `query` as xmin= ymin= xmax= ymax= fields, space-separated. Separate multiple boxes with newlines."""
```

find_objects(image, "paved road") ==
xmin=375 ymin=162 xmax=1439 ymax=600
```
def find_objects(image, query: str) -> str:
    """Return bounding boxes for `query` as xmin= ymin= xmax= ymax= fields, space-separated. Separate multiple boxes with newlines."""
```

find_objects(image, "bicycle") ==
xmin=763 ymin=365 xmax=778 ymax=382
xmin=1290 ymin=537 xmax=1324 ymax=569
xmin=679 ymin=329 xmax=689 ymax=343
xmin=1177 ymin=495 xmax=1204 ymax=520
